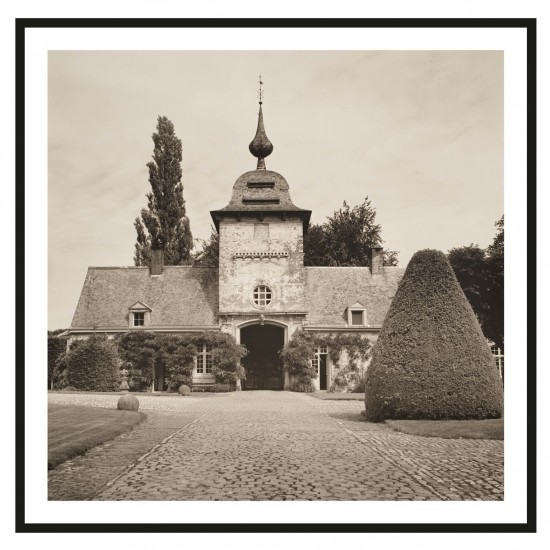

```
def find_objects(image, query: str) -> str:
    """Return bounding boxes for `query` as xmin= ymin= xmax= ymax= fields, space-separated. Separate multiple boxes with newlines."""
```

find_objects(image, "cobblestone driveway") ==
xmin=48 ymin=391 xmax=503 ymax=501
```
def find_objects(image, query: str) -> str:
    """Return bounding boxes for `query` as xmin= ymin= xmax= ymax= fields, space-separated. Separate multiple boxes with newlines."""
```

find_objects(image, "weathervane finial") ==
xmin=249 ymin=75 xmax=273 ymax=170
xmin=258 ymin=75 xmax=264 ymax=105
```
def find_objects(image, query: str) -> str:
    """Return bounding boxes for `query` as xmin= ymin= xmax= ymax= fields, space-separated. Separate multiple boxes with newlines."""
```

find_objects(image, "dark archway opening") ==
xmin=240 ymin=324 xmax=285 ymax=390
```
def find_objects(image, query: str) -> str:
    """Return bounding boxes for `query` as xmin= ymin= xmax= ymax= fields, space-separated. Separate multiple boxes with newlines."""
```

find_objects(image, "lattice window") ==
xmin=312 ymin=346 xmax=328 ymax=374
xmin=253 ymin=285 xmax=272 ymax=307
xmin=133 ymin=312 xmax=145 ymax=326
xmin=489 ymin=343 xmax=504 ymax=379
xmin=196 ymin=344 xmax=213 ymax=374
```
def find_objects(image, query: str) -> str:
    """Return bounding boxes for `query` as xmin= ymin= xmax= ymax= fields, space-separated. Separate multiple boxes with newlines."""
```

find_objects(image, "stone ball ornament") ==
xmin=178 ymin=384 xmax=191 ymax=396
xmin=117 ymin=394 xmax=140 ymax=411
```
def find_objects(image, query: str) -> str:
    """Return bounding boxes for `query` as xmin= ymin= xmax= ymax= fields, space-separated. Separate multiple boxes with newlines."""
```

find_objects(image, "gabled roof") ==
xmin=71 ymin=266 xmax=219 ymax=329
xmin=305 ymin=267 xmax=405 ymax=327
xmin=347 ymin=301 xmax=366 ymax=309
xmin=128 ymin=301 xmax=152 ymax=311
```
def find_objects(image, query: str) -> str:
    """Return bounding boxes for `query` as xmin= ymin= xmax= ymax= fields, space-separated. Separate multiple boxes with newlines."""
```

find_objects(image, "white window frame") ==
xmin=312 ymin=346 xmax=328 ymax=375
xmin=128 ymin=302 xmax=152 ymax=329
xmin=133 ymin=312 xmax=145 ymax=327
xmin=252 ymin=285 xmax=273 ymax=308
xmin=196 ymin=343 xmax=213 ymax=375
xmin=489 ymin=343 xmax=504 ymax=379
xmin=347 ymin=307 xmax=367 ymax=327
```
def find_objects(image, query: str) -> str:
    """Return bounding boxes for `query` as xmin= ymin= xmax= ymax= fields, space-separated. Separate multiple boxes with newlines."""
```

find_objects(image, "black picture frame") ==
xmin=15 ymin=17 xmax=537 ymax=534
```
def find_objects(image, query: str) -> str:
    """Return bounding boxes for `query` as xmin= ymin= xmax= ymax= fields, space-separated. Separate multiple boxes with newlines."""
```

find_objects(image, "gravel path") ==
xmin=48 ymin=391 xmax=503 ymax=501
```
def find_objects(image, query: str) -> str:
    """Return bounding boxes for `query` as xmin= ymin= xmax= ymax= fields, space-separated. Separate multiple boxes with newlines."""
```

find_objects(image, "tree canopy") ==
xmin=448 ymin=216 xmax=504 ymax=350
xmin=304 ymin=197 xmax=398 ymax=267
xmin=193 ymin=226 xmax=219 ymax=267
xmin=365 ymin=249 xmax=503 ymax=422
xmin=134 ymin=116 xmax=193 ymax=266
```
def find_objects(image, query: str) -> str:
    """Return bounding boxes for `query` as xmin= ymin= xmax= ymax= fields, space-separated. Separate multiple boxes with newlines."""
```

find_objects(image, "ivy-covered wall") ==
xmin=280 ymin=330 xmax=372 ymax=392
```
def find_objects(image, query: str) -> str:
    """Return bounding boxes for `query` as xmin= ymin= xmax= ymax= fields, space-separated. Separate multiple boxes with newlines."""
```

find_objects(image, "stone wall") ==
xmin=219 ymin=215 xmax=306 ymax=314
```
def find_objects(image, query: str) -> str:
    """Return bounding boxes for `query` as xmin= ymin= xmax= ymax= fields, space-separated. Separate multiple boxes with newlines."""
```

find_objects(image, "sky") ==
xmin=48 ymin=50 xmax=503 ymax=329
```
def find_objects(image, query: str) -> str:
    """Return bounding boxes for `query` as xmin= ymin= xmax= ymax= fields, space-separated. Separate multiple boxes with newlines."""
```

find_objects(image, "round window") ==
xmin=253 ymin=285 xmax=272 ymax=307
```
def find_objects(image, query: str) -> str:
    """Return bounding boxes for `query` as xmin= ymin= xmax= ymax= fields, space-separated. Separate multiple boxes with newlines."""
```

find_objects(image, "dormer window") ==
xmin=133 ymin=312 xmax=145 ymax=327
xmin=347 ymin=302 xmax=367 ymax=327
xmin=128 ymin=301 xmax=152 ymax=328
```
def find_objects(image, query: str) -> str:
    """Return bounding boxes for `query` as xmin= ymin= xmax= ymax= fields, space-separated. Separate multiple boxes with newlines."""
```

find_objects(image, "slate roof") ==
xmin=70 ymin=266 xmax=219 ymax=329
xmin=210 ymin=169 xmax=311 ymax=231
xmin=304 ymin=267 xmax=405 ymax=327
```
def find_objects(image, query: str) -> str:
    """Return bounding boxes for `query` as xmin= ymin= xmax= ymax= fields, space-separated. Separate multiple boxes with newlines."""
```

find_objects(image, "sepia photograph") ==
xmin=46 ymin=47 xmax=506 ymax=505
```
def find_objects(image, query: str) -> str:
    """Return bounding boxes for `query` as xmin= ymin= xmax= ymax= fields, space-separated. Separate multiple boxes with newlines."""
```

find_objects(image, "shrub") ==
xmin=365 ymin=249 xmax=504 ymax=422
xmin=48 ymin=333 xmax=66 ymax=389
xmin=206 ymin=333 xmax=247 ymax=383
xmin=212 ymin=383 xmax=236 ymax=392
xmin=114 ymin=331 xmax=246 ymax=391
xmin=116 ymin=331 xmax=157 ymax=391
xmin=288 ymin=380 xmax=315 ymax=393
xmin=281 ymin=331 xmax=371 ymax=392
xmin=155 ymin=334 xmax=196 ymax=391
xmin=66 ymin=335 xmax=121 ymax=392
xmin=280 ymin=331 xmax=317 ymax=390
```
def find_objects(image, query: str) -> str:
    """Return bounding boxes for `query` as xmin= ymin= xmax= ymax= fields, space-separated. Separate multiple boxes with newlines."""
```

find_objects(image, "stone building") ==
xmin=66 ymin=103 xmax=405 ymax=391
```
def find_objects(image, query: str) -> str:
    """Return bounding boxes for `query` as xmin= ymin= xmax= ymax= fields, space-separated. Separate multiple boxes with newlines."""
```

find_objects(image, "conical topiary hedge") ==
xmin=365 ymin=249 xmax=503 ymax=422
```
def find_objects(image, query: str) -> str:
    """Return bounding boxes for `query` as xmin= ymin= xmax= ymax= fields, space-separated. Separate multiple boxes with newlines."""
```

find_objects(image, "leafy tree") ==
xmin=193 ymin=226 xmax=219 ymax=267
xmin=448 ymin=216 xmax=504 ymax=350
xmin=365 ymin=249 xmax=503 ymax=422
xmin=134 ymin=116 xmax=193 ymax=266
xmin=304 ymin=197 xmax=398 ymax=266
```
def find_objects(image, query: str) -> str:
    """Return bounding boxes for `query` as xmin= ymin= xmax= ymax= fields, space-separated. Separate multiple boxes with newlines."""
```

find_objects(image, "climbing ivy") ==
xmin=116 ymin=331 xmax=247 ymax=391
xmin=280 ymin=331 xmax=372 ymax=392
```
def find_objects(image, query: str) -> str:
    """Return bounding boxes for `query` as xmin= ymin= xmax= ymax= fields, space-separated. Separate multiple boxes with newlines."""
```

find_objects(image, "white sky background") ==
xmin=48 ymin=50 xmax=503 ymax=329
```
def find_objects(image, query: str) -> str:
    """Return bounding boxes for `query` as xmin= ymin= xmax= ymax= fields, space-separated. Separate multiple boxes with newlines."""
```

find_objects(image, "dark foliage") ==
xmin=448 ymin=216 xmax=504 ymax=350
xmin=280 ymin=331 xmax=372 ymax=392
xmin=194 ymin=383 xmax=237 ymax=393
xmin=155 ymin=334 xmax=198 ymax=390
xmin=48 ymin=332 xmax=66 ymax=389
xmin=365 ymin=249 xmax=503 ymax=422
xmin=134 ymin=116 xmax=193 ymax=266
xmin=115 ymin=331 xmax=246 ymax=391
xmin=66 ymin=335 xmax=121 ymax=392
xmin=304 ymin=197 xmax=398 ymax=267
xmin=280 ymin=331 xmax=317 ymax=390
xmin=194 ymin=226 xmax=220 ymax=267
xmin=116 ymin=331 xmax=157 ymax=391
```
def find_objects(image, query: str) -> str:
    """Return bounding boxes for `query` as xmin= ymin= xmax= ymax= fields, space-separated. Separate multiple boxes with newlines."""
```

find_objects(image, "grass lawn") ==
xmin=384 ymin=418 xmax=504 ymax=440
xmin=48 ymin=404 xmax=146 ymax=469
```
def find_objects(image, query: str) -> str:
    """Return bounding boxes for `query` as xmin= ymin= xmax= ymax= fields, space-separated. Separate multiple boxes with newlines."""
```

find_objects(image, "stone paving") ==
xmin=48 ymin=391 xmax=503 ymax=501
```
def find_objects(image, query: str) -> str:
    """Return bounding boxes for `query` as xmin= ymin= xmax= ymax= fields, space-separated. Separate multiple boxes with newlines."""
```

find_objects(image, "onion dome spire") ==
xmin=248 ymin=75 xmax=273 ymax=170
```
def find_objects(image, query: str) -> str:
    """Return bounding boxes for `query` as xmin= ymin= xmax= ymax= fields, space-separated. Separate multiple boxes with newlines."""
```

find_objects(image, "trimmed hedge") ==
xmin=365 ymin=249 xmax=503 ymax=422
xmin=48 ymin=336 xmax=66 ymax=389
xmin=66 ymin=335 xmax=120 ymax=392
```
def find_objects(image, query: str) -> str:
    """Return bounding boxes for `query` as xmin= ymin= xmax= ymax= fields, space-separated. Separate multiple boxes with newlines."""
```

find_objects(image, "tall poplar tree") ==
xmin=134 ymin=116 xmax=193 ymax=266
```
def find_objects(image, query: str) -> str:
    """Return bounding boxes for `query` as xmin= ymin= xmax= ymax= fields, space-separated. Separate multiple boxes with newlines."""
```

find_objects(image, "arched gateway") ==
xmin=239 ymin=324 xmax=285 ymax=390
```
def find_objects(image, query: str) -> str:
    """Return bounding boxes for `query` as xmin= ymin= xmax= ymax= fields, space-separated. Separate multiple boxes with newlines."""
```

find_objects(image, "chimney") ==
xmin=370 ymin=247 xmax=384 ymax=275
xmin=150 ymin=237 xmax=164 ymax=275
